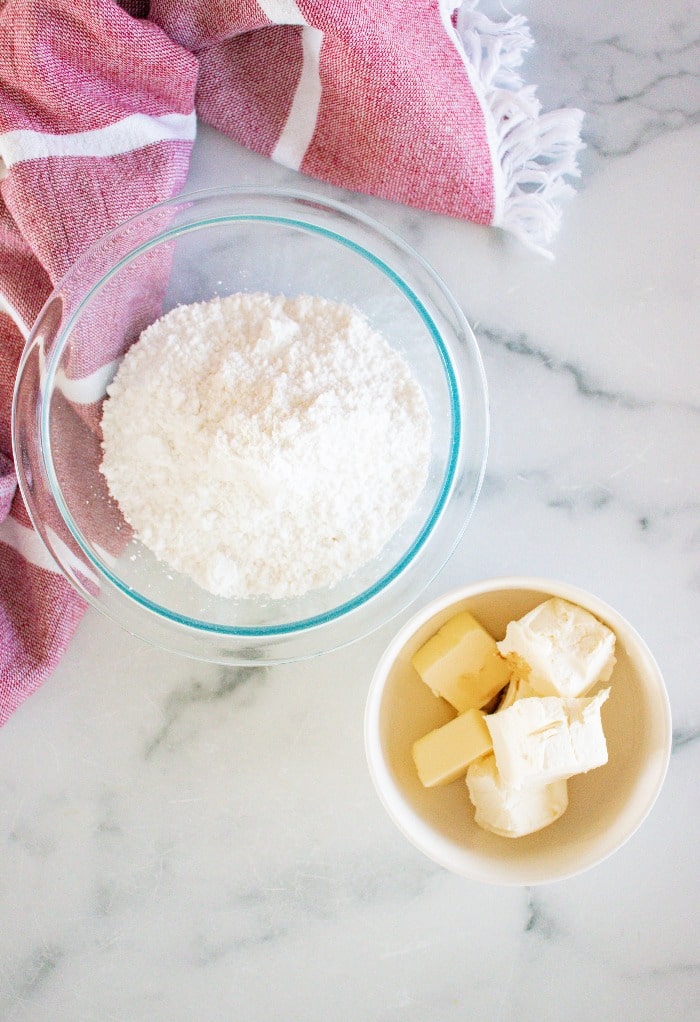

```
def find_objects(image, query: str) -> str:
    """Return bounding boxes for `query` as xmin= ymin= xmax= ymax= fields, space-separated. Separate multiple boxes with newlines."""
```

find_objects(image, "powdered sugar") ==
xmin=100 ymin=292 xmax=431 ymax=599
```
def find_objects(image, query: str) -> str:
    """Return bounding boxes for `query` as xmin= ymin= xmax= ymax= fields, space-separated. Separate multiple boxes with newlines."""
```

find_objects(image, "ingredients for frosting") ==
xmin=100 ymin=292 xmax=431 ymax=600
xmin=496 ymin=597 xmax=616 ymax=698
xmin=411 ymin=610 xmax=512 ymax=712
xmin=466 ymin=754 xmax=569 ymax=839
xmin=413 ymin=707 xmax=493 ymax=787
xmin=410 ymin=599 xmax=616 ymax=837
xmin=484 ymin=690 xmax=610 ymax=788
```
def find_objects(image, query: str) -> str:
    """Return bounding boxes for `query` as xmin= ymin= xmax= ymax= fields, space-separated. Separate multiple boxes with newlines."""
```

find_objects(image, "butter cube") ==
xmin=466 ymin=754 xmax=569 ymax=838
xmin=412 ymin=611 xmax=512 ymax=712
xmin=412 ymin=708 xmax=493 ymax=787
xmin=485 ymin=690 xmax=610 ymax=788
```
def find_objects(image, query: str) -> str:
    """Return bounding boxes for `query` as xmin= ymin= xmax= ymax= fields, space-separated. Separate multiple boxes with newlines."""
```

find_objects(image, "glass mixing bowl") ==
xmin=12 ymin=188 xmax=489 ymax=664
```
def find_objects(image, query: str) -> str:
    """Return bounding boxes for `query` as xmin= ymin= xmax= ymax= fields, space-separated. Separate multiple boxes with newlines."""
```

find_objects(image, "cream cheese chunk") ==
xmin=485 ymin=690 xmax=610 ymax=788
xmin=496 ymin=597 xmax=616 ymax=698
xmin=466 ymin=754 xmax=569 ymax=838
xmin=412 ymin=708 xmax=493 ymax=787
xmin=411 ymin=610 xmax=512 ymax=712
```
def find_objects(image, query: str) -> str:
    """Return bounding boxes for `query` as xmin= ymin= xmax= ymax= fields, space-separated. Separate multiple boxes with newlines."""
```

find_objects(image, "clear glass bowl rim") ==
xmin=13 ymin=186 xmax=490 ymax=660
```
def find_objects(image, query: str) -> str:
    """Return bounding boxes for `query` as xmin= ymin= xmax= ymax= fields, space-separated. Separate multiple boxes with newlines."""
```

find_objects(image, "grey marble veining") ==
xmin=514 ymin=0 xmax=700 ymax=163
xmin=1 ymin=0 xmax=699 ymax=1019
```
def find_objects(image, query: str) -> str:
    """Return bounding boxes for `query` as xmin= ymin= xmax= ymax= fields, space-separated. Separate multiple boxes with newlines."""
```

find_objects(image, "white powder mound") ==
xmin=100 ymin=292 xmax=431 ymax=600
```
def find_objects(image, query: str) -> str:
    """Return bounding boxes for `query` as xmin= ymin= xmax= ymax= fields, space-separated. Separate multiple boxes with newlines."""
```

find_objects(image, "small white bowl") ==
xmin=364 ymin=577 xmax=672 ymax=886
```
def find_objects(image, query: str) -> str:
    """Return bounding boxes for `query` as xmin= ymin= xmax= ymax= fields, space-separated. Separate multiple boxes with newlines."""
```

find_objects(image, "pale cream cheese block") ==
xmin=466 ymin=754 xmax=569 ymax=838
xmin=496 ymin=597 xmax=616 ymax=698
xmin=411 ymin=611 xmax=512 ymax=713
xmin=485 ymin=690 xmax=610 ymax=789
xmin=412 ymin=708 xmax=493 ymax=787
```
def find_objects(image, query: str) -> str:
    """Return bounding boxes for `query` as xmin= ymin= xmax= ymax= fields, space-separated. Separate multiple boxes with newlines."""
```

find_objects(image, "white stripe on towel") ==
xmin=0 ymin=516 xmax=99 ymax=587
xmin=257 ymin=0 xmax=308 ymax=25
xmin=0 ymin=111 xmax=196 ymax=169
xmin=54 ymin=359 xmax=120 ymax=405
xmin=272 ymin=26 xmax=324 ymax=171
xmin=0 ymin=517 xmax=59 ymax=573
xmin=0 ymin=293 xmax=30 ymax=340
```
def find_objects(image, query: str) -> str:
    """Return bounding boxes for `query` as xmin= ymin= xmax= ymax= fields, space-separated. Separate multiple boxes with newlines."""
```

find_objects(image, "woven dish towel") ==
xmin=0 ymin=0 xmax=583 ymax=725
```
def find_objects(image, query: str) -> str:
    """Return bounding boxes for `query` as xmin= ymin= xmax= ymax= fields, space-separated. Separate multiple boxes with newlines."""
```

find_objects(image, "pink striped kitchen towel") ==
xmin=0 ymin=0 xmax=583 ymax=725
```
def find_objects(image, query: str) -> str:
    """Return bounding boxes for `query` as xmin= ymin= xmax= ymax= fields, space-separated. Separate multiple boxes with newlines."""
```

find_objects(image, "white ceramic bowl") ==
xmin=364 ymin=577 xmax=672 ymax=886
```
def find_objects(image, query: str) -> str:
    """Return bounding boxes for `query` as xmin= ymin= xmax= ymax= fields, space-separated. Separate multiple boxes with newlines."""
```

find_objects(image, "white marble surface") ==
xmin=2 ymin=1 xmax=699 ymax=1018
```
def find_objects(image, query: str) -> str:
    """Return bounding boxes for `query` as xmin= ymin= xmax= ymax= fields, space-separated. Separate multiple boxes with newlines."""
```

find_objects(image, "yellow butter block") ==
xmin=413 ymin=708 xmax=493 ymax=787
xmin=412 ymin=611 xmax=512 ymax=712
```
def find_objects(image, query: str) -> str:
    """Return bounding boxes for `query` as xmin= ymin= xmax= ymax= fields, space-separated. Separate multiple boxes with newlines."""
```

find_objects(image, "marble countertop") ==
xmin=2 ymin=1 xmax=699 ymax=1018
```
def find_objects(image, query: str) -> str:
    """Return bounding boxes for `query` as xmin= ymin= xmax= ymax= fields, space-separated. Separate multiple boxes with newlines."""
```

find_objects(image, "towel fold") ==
xmin=0 ymin=0 xmax=583 ymax=725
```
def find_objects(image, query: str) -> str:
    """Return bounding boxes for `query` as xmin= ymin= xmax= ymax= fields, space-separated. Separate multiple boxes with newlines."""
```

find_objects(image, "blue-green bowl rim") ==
xmin=42 ymin=202 xmax=464 ymax=637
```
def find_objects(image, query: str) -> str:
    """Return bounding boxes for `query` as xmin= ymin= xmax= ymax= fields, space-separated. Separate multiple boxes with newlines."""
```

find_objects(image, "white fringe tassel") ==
xmin=454 ymin=1 xmax=585 ymax=257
